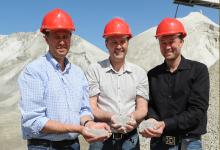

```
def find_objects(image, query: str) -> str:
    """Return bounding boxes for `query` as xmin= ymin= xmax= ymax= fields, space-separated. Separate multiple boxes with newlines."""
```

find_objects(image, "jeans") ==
xmin=181 ymin=138 xmax=202 ymax=150
xmin=27 ymin=141 xmax=80 ymax=150
xmin=150 ymin=137 xmax=202 ymax=150
xmin=89 ymin=131 xmax=140 ymax=150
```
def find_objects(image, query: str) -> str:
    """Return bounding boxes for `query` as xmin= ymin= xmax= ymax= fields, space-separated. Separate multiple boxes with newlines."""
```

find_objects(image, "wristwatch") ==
xmin=83 ymin=119 xmax=93 ymax=126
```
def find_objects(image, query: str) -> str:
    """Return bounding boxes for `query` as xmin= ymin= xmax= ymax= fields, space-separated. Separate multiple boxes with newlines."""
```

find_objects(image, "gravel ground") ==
xmin=202 ymin=60 xmax=219 ymax=150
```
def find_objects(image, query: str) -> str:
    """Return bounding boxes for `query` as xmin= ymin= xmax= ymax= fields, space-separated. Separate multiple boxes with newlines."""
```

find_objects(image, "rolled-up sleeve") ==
xmin=18 ymin=66 xmax=49 ymax=135
xmin=136 ymin=69 xmax=149 ymax=101
xmin=85 ymin=64 xmax=100 ymax=97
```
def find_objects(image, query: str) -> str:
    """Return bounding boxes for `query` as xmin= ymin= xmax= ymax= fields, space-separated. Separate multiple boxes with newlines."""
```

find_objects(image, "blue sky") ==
xmin=0 ymin=0 xmax=219 ymax=51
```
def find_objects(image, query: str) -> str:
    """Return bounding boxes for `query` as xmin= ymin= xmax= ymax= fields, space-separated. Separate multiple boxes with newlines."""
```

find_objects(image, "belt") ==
xmin=110 ymin=129 xmax=137 ymax=140
xmin=162 ymin=135 xmax=180 ymax=146
xmin=27 ymin=138 xmax=79 ymax=148
xmin=161 ymin=134 xmax=201 ymax=146
xmin=182 ymin=134 xmax=201 ymax=140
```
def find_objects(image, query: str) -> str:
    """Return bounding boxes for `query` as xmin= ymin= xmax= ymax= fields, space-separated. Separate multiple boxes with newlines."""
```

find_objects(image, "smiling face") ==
xmin=44 ymin=30 xmax=72 ymax=62
xmin=105 ymin=35 xmax=129 ymax=63
xmin=158 ymin=34 xmax=184 ymax=61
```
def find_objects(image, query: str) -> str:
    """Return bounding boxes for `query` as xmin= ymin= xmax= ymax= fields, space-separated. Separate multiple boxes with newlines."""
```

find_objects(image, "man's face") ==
xmin=158 ymin=35 xmax=183 ymax=61
xmin=106 ymin=35 xmax=129 ymax=63
xmin=45 ymin=30 xmax=71 ymax=61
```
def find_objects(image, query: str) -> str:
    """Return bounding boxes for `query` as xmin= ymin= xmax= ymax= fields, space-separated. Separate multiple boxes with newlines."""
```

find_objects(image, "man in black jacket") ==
xmin=140 ymin=18 xmax=209 ymax=150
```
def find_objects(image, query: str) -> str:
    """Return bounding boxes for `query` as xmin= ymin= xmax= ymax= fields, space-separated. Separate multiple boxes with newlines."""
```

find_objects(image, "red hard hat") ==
xmin=103 ymin=18 xmax=132 ymax=38
xmin=156 ymin=18 xmax=186 ymax=38
xmin=40 ymin=8 xmax=75 ymax=33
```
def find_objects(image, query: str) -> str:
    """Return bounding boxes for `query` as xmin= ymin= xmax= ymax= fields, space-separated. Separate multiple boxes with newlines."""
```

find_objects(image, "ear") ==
xmin=178 ymin=39 xmax=184 ymax=49
xmin=44 ymin=35 xmax=49 ymax=44
xmin=105 ymin=40 xmax=108 ymax=47
xmin=181 ymin=39 xmax=184 ymax=43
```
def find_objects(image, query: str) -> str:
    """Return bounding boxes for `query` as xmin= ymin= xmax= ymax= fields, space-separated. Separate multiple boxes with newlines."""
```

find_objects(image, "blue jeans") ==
xmin=150 ymin=137 xmax=202 ymax=150
xmin=180 ymin=138 xmax=202 ymax=150
xmin=27 ymin=141 xmax=80 ymax=150
xmin=89 ymin=131 xmax=140 ymax=150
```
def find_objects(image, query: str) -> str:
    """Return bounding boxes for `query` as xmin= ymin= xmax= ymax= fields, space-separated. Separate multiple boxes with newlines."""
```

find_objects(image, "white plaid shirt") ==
xmin=86 ymin=59 xmax=149 ymax=116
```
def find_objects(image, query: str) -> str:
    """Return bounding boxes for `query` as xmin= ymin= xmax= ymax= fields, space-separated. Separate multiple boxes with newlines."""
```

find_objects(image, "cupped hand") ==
xmin=81 ymin=122 xmax=111 ymax=143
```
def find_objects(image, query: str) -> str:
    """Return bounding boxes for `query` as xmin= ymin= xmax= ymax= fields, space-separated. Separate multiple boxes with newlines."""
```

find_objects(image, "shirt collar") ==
xmin=104 ymin=58 xmax=132 ymax=73
xmin=162 ymin=55 xmax=191 ymax=72
xmin=178 ymin=56 xmax=191 ymax=70
xmin=46 ymin=52 xmax=71 ymax=72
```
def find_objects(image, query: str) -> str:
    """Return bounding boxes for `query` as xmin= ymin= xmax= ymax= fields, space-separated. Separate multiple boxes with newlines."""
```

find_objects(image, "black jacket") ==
xmin=147 ymin=56 xmax=209 ymax=136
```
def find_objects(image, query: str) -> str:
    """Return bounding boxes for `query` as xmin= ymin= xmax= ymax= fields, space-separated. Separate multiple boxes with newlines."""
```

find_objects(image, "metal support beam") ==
xmin=173 ymin=0 xmax=220 ymax=9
